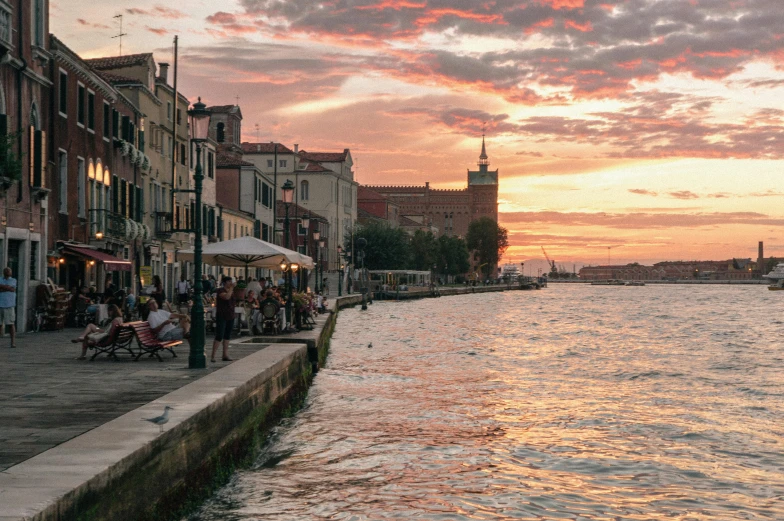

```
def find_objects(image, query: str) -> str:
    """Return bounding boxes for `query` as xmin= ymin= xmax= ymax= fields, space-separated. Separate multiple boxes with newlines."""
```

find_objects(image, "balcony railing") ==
xmin=155 ymin=211 xmax=173 ymax=239
xmin=89 ymin=209 xmax=127 ymax=241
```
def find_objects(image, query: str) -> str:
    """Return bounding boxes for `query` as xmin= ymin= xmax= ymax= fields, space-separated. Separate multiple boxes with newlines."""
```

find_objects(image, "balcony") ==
xmin=89 ymin=209 xmax=127 ymax=241
xmin=155 ymin=211 xmax=173 ymax=239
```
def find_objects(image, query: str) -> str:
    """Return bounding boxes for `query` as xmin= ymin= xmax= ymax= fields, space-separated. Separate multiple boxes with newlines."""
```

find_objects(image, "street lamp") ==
xmin=319 ymin=238 xmax=325 ymax=294
xmin=281 ymin=179 xmax=294 ymax=327
xmin=301 ymin=214 xmax=309 ymax=291
xmin=337 ymin=245 xmax=343 ymax=296
xmin=357 ymin=237 xmax=367 ymax=310
xmin=187 ymin=97 xmax=211 ymax=369
xmin=313 ymin=229 xmax=320 ymax=292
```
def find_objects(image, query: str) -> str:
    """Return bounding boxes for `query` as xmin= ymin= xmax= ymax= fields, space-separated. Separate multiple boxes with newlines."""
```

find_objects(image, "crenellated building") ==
xmin=367 ymin=136 xmax=499 ymax=240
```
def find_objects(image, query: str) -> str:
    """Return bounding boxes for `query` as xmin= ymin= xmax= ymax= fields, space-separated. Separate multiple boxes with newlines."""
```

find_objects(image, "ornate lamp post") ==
xmin=318 ymin=238 xmax=325 ymax=294
xmin=281 ymin=179 xmax=294 ymax=326
xmin=313 ymin=229 xmax=320 ymax=292
xmin=187 ymin=98 xmax=211 ymax=369
xmin=337 ymin=245 xmax=343 ymax=296
xmin=301 ymin=214 xmax=309 ymax=291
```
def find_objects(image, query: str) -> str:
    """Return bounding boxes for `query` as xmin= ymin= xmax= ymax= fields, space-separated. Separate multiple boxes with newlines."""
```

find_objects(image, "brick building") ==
xmin=368 ymin=136 xmax=498 ymax=239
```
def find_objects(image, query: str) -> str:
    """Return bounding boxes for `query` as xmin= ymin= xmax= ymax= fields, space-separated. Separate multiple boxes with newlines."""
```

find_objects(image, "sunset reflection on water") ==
xmin=193 ymin=285 xmax=784 ymax=520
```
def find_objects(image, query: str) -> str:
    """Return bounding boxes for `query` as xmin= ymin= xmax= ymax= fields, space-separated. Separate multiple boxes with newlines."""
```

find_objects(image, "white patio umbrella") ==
xmin=177 ymin=236 xmax=314 ymax=273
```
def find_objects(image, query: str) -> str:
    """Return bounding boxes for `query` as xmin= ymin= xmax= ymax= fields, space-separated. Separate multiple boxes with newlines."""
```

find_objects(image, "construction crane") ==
xmin=541 ymin=247 xmax=557 ymax=275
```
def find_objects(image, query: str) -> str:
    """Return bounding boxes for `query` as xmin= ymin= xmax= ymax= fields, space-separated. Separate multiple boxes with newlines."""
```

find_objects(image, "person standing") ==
xmin=211 ymin=276 xmax=236 ymax=363
xmin=176 ymin=275 xmax=191 ymax=306
xmin=0 ymin=267 xmax=17 ymax=348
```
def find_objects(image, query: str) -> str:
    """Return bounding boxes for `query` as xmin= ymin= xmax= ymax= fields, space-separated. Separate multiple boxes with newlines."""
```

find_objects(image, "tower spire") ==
xmin=478 ymin=126 xmax=489 ymax=168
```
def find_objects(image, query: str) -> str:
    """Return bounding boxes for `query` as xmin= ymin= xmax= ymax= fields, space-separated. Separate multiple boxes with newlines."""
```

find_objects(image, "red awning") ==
xmin=63 ymin=246 xmax=132 ymax=272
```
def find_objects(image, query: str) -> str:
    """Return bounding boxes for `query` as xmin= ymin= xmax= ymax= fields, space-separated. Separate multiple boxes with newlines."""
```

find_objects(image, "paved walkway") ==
xmin=0 ymin=312 xmax=330 ymax=472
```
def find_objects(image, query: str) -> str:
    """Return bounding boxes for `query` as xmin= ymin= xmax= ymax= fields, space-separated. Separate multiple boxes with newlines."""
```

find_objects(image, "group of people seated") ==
xmin=68 ymin=275 xmax=135 ymax=326
xmin=69 ymin=273 xmax=330 ymax=360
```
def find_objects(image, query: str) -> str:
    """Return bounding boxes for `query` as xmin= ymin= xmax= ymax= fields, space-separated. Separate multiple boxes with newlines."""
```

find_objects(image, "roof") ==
xmin=399 ymin=216 xmax=423 ymax=227
xmin=275 ymin=202 xmax=328 ymax=222
xmin=299 ymin=150 xmax=349 ymax=163
xmin=300 ymin=161 xmax=333 ymax=173
xmin=357 ymin=185 xmax=389 ymax=201
xmin=241 ymin=142 xmax=294 ymax=154
xmin=216 ymin=153 xmax=254 ymax=168
xmin=94 ymin=70 xmax=143 ymax=86
xmin=208 ymin=105 xmax=236 ymax=113
xmin=85 ymin=53 xmax=153 ymax=71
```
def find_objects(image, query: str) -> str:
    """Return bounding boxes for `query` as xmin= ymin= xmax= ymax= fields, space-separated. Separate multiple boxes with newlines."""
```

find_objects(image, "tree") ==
xmin=438 ymin=235 xmax=470 ymax=276
xmin=409 ymin=230 xmax=439 ymax=271
xmin=466 ymin=217 xmax=509 ymax=279
xmin=351 ymin=221 xmax=411 ymax=270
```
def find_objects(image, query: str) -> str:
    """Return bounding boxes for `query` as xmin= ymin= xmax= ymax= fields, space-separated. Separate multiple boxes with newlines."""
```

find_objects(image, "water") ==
xmin=191 ymin=285 xmax=784 ymax=520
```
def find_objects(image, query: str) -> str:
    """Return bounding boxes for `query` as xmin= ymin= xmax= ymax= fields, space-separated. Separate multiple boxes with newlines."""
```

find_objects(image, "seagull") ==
xmin=142 ymin=406 xmax=173 ymax=432
xmin=368 ymin=342 xmax=373 ymax=348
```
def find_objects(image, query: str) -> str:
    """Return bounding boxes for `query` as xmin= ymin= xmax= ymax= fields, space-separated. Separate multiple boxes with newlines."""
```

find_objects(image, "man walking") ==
xmin=0 ymin=267 xmax=17 ymax=348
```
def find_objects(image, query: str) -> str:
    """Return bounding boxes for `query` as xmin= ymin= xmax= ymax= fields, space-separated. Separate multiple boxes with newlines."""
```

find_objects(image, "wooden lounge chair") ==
xmin=89 ymin=325 xmax=136 ymax=361
xmin=128 ymin=321 xmax=181 ymax=362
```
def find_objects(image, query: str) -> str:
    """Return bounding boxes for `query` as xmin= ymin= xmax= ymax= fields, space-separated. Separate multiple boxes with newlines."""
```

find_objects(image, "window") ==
xmin=168 ymin=136 xmax=173 ymax=158
xmin=58 ymin=70 xmax=67 ymax=116
xmin=32 ymin=0 xmax=44 ymax=47
xmin=180 ymin=143 xmax=186 ymax=166
xmin=87 ymin=91 xmax=95 ymax=131
xmin=176 ymin=108 xmax=182 ymax=125
xmin=208 ymin=151 xmax=214 ymax=178
xmin=120 ymin=179 xmax=127 ymax=218
xmin=112 ymin=110 xmax=119 ymax=139
xmin=298 ymin=222 xmax=307 ymax=235
xmin=77 ymin=157 xmax=86 ymax=218
xmin=103 ymin=103 xmax=110 ymax=139
xmin=29 ymin=242 xmax=39 ymax=281
xmin=300 ymin=180 xmax=309 ymax=201
xmin=167 ymin=101 xmax=172 ymax=121
xmin=121 ymin=115 xmax=130 ymax=141
xmin=267 ymin=159 xmax=273 ymax=168
xmin=279 ymin=159 xmax=287 ymax=168
xmin=77 ymin=83 xmax=85 ymax=126
xmin=112 ymin=175 xmax=119 ymax=213
xmin=262 ymin=182 xmax=270 ymax=207
xmin=58 ymin=150 xmax=68 ymax=214
xmin=216 ymin=122 xmax=225 ymax=143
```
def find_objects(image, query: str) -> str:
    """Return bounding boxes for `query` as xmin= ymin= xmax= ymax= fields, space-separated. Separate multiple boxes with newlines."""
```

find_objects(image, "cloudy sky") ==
xmin=52 ymin=0 xmax=784 ymax=269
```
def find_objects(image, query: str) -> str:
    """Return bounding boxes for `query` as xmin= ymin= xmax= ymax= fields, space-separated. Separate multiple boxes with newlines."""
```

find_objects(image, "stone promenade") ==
xmin=0 ymin=314 xmax=329 ymax=473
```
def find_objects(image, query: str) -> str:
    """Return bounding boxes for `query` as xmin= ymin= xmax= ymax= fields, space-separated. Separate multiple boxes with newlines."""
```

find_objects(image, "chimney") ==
xmin=158 ymin=63 xmax=169 ymax=84
xmin=294 ymin=144 xmax=299 ymax=153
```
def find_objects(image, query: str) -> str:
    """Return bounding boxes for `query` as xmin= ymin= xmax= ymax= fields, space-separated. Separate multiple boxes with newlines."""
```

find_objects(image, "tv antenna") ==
xmin=112 ymin=15 xmax=128 ymax=56
xmin=254 ymin=123 xmax=260 ymax=141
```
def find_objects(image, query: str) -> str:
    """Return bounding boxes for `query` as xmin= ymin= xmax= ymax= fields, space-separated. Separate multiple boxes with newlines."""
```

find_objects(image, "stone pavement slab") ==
xmin=0 ymin=326 xmax=273 ymax=472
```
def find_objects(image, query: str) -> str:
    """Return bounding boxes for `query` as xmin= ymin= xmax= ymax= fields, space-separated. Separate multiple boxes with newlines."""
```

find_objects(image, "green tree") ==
xmin=438 ymin=235 xmax=470 ymax=276
xmin=466 ymin=217 xmax=509 ymax=279
xmin=351 ymin=221 xmax=411 ymax=270
xmin=409 ymin=230 xmax=439 ymax=271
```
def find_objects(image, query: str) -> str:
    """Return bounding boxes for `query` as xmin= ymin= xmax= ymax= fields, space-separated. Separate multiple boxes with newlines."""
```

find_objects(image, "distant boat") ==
xmin=763 ymin=263 xmax=784 ymax=290
xmin=591 ymin=280 xmax=625 ymax=286
xmin=625 ymin=281 xmax=646 ymax=286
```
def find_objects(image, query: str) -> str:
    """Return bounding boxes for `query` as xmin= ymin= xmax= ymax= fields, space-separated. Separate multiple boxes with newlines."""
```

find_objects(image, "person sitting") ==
xmin=72 ymin=304 xmax=124 ymax=360
xmin=146 ymin=298 xmax=190 ymax=342
xmin=255 ymin=289 xmax=282 ymax=334
xmin=102 ymin=275 xmax=117 ymax=304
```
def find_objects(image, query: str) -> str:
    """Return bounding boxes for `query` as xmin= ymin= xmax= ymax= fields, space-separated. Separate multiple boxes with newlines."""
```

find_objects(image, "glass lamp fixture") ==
xmin=188 ymin=97 xmax=211 ymax=143
xmin=291 ymin=263 xmax=299 ymax=273
xmin=281 ymin=179 xmax=294 ymax=204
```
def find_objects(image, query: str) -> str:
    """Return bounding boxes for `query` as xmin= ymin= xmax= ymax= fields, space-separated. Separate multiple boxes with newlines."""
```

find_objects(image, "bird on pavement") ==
xmin=142 ymin=406 xmax=173 ymax=432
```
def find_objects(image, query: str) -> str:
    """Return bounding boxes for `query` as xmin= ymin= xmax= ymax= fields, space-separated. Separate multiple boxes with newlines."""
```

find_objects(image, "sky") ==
xmin=51 ymin=0 xmax=784 ymax=270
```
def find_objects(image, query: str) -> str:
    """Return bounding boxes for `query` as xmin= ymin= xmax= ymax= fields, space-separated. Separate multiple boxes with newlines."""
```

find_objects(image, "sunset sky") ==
xmin=51 ymin=0 xmax=784 ymax=271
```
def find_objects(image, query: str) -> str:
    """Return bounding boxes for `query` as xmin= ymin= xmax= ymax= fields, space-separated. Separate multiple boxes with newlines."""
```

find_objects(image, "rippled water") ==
xmin=192 ymin=285 xmax=784 ymax=520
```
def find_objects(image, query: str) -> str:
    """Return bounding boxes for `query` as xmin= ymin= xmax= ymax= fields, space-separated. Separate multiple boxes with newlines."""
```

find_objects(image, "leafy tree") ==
xmin=409 ymin=230 xmax=439 ymax=271
xmin=351 ymin=221 xmax=411 ymax=270
xmin=438 ymin=235 xmax=470 ymax=276
xmin=466 ymin=217 xmax=509 ymax=279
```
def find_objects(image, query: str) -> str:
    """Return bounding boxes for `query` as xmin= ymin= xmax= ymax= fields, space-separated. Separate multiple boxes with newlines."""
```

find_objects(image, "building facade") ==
xmin=0 ymin=0 xmax=52 ymax=331
xmin=368 ymin=137 xmax=499 ymax=240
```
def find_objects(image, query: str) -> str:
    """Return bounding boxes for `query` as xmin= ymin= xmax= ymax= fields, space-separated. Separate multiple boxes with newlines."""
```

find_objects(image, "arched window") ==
xmin=30 ymin=102 xmax=39 ymax=130
xmin=216 ymin=122 xmax=225 ymax=143
xmin=300 ymin=180 xmax=309 ymax=201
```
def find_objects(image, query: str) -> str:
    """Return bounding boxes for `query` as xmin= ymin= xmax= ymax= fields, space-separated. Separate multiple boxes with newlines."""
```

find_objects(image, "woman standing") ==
xmin=211 ymin=276 xmax=236 ymax=363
